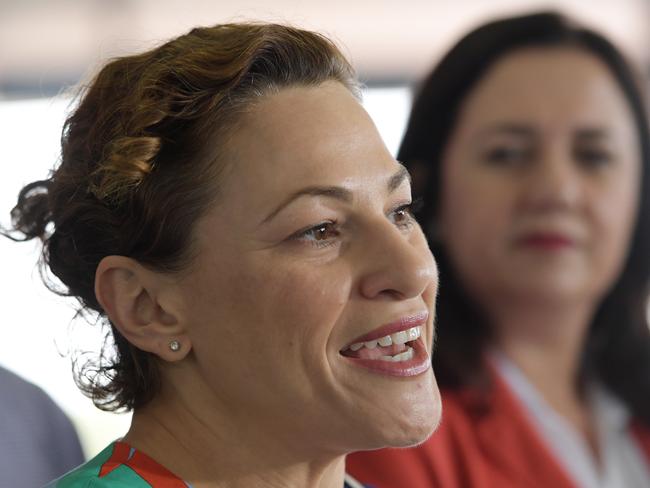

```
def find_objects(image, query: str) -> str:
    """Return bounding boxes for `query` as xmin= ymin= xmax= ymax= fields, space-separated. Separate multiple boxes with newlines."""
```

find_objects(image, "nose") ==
xmin=357 ymin=220 xmax=438 ymax=300
xmin=523 ymin=145 xmax=581 ymax=212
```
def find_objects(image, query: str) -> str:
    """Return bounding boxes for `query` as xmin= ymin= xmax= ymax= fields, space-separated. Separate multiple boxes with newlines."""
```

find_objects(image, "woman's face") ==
xmin=174 ymin=82 xmax=440 ymax=453
xmin=439 ymin=47 xmax=640 ymax=309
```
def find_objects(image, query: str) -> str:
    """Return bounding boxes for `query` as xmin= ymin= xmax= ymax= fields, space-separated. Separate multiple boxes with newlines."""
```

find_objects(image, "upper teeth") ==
xmin=348 ymin=326 xmax=422 ymax=351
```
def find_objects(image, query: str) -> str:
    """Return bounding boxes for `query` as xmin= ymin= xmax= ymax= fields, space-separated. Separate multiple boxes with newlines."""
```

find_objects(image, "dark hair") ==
xmin=399 ymin=12 xmax=650 ymax=425
xmin=2 ymin=23 xmax=358 ymax=412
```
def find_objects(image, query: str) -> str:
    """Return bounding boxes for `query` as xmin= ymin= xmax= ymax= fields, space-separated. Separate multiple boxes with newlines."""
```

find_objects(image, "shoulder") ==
xmin=344 ymin=473 xmax=373 ymax=487
xmin=0 ymin=365 xmax=48 ymax=403
xmin=0 ymin=366 xmax=84 ymax=482
xmin=0 ymin=365 xmax=72 ymax=424
xmin=53 ymin=441 xmax=190 ymax=487
xmin=49 ymin=444 xmax=132 ymax=488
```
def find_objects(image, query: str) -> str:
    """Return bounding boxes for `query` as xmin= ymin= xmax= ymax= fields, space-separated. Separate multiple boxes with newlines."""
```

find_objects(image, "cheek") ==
xmin=440 ymin=161 xmax=512 ymax=243
xmin=441 ymin=186 xmax=513 ymax=266
xmin=438 ymin=173 xmax=519 ymax=298
xmin=195 ymin=255 xmax=352 ymax=352
xmin=589 ymin=180 xmax=639 ymax=267
xmin=255 ymin=260 xmax=351 ymax=333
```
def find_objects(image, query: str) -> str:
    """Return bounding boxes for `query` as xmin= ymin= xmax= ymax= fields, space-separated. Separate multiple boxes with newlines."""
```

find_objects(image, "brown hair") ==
xmin=3 ymin=23 xmax=358 ymax=412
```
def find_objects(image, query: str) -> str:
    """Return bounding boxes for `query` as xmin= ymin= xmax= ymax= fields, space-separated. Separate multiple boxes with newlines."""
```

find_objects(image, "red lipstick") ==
xmin=519 ymin=233 xmax=575 ymax=250
xmin=344 ymin=311 xmax=429 ymax=346
xmin=340 ymin=311 xmax=431 ymax=377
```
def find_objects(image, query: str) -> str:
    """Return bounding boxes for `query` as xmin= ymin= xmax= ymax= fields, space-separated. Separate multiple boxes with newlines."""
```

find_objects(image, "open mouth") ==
xmin=339 ymin=324 xmax=430 ymax=377
xmin=340 ymin=326 xmax=422 ymax=362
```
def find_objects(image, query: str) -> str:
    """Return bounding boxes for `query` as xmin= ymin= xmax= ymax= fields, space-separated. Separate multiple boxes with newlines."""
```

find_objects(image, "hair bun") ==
xmin=9 ymin=179 xmax=52 ymax=241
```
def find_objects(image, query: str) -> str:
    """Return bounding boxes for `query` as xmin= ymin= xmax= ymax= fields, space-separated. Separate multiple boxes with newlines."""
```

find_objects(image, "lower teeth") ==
xmin=379 ymin=345 xmax=414 ymax=362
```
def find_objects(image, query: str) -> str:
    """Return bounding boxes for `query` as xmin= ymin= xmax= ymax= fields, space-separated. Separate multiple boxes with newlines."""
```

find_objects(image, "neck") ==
xmin=490 ymin=299 xmax=592 ymax=394
xmin=122 ymin=380 xmax=346 ymax=488
xmin=488 ymin=297 xmax=599 ymax=449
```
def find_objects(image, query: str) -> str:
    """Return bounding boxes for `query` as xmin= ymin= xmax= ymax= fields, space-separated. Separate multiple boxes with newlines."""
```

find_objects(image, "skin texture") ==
xmin=438 ymin=47 xmax=640 ymax=447
xmin=96 ymin=81 xmax=440 ymax=487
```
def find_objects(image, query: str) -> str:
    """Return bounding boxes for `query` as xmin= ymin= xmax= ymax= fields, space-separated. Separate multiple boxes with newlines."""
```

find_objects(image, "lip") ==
xmin=343 ymin=311 xmax=429 ymax=347
xmin=341 ymin=337 xmax=431 ymax=377
xmin=518 ymin=232 xmax=576 ymax=250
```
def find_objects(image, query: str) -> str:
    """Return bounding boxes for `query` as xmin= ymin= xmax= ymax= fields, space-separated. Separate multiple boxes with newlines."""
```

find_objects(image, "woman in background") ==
xmin=348 ymin=12 xmax=650 ymax=488
xmin=3 ymin=23 xmax=441 ymax=487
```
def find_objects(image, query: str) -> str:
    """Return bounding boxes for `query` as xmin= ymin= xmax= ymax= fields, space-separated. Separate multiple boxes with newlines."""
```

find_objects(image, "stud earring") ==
xmin=169 ymin=340 xmax=181 ymax=352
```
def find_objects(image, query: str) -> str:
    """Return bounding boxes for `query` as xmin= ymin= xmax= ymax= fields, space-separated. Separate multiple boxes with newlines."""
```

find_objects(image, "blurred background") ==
xmin=1 ymin=0 xmax=648 ymax=459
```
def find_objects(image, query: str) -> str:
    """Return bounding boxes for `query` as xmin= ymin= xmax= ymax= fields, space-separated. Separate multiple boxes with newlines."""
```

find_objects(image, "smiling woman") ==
xmin=1 ymin=23 xmax=440 ymax=487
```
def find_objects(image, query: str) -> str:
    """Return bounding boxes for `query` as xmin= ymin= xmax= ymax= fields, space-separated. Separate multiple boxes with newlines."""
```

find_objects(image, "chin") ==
xmin=358 ymin=372 xmax=442 ymax=449
xmin=391 ymin=396 xmax=442 ymax=447
xmin=386 ymin=423 xmax=439 ymax=448
xmin=507 ymin=278 xmax=593 ymax=304
xmin=372 ymin=408 xmax=441 ymax=449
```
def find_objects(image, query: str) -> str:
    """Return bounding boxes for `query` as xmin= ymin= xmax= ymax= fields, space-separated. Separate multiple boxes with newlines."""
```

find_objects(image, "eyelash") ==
xmin=292 ymin=200 xmax=420 ymax=249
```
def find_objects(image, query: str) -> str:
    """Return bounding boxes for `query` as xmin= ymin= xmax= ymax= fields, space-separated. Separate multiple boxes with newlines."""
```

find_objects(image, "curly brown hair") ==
xmin=3 ymin=23 xmax=359 ymax=412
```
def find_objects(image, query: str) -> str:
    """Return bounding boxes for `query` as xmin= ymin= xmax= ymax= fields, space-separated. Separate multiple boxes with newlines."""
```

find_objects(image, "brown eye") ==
xmin=313 ymin=223 xmax=338 ymax=240
xmin=393 ymin=209 xmax=410 ymax=223
xmin=292 ymin=221 xmax=341 ymax=248
xmin=389 ymin=204 xmax=416 ymax=230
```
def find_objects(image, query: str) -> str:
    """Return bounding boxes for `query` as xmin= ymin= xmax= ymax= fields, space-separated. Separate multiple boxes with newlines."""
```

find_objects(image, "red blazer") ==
xmin=347 ymin=371 xmax=650 ymax=488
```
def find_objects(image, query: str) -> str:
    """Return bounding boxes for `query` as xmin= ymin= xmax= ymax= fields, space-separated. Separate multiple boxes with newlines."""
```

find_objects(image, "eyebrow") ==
xmin=389 ymin=164 xmax=411 ymax=192
xmin=481 ymin=124 xmax=611 ymax=140
xmin=260 ymin=164 xmax=411 ymax=225
xmin=480 ymin=123 xmax=536 ymax=138
xmin=575 ymin=128 xmax=609 ymax=140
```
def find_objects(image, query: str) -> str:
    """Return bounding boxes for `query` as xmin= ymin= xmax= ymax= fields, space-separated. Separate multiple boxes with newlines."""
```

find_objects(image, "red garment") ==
xmin=347 ymin=372 xmax=650 ymax=488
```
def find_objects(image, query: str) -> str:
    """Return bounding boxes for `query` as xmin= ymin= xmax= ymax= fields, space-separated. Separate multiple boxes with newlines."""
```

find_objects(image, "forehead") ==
xmin=458 ymin=47 xmax=633 ymax=129
xmin=219 ymin=81 xmax=399 ymax=199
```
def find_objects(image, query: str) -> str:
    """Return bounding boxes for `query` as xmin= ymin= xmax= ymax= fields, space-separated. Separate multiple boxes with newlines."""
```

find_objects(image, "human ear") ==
xmin=94 ymin=256 xmax=191 ymax=361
